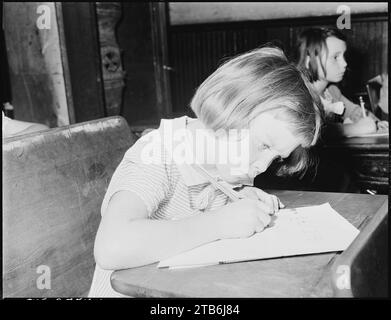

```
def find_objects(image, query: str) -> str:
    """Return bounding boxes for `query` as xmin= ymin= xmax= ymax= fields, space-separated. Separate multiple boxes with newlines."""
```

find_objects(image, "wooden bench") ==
xmin=3 ymin=116 xmax=138 ymax=297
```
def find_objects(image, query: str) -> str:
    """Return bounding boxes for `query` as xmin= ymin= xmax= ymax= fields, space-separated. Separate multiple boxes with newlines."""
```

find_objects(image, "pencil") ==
xmin=193 ymin=164 xmax=285 ymax=211
xmin=192 ymin=164 xmax=241 ymax=202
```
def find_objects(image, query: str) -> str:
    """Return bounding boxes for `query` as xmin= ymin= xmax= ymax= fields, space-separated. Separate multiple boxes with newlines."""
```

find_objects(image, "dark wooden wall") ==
xmin=4 ymin=4 xmax=386 ymax=129
xmin=168 ymin=13 xmax=388 ymax=115
xmin=117 ymin=3 xmax=161 ymax=127
xmin=61 ymin=2 xmax=106 ymax=123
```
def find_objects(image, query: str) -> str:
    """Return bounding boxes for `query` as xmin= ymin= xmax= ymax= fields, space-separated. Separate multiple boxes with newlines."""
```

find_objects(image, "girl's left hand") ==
xmin=236 ymin=186 xmax=284 ymax=214
xmin=377 ymin=121 xmax=388 ymax=130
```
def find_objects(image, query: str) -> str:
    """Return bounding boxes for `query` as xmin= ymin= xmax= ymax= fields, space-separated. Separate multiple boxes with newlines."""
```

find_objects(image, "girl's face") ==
xmin=319 ymin=36 xmax=347 ymax=83
xmin=215 ymin=112 xmax=304 ymax=184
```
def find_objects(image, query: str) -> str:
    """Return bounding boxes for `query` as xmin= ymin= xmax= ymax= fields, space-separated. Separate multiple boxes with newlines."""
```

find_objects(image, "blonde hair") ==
xmin=295 ymin=27 xmax=347 ymax=82
xmin=190 ymin=46 xmax=323 ymax=176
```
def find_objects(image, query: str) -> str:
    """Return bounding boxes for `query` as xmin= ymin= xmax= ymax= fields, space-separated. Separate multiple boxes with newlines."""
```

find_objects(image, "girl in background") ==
xmin=296 ymin=27 xmax=388 ymax=138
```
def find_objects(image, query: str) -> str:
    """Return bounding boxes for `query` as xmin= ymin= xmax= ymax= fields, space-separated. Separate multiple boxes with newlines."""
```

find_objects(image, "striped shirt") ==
xmin=88 ymin=116 xmax=236 ymax=297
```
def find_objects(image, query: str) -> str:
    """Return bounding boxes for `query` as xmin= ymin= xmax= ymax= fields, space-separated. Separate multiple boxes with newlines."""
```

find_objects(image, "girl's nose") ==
xmin=341 ymin=57 xmax=347 ymax=69
xmin=254 ymin=152 xmax=277 ymax=175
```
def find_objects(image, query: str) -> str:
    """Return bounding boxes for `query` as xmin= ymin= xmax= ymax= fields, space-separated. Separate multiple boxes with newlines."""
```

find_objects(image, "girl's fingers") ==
xmin=237 ymin=188 xmax=258 ymax=200
xmin=253 ymin=188 xmax=283 ymax=213
xmin=277 ymin=197 xmax=285 ymax=209
xmin=237 ymin=187 xmax=273 ymax=212
xmin=252 ymin=188 xmax=274 ymax=210
xmin=254 ymin=220 xmax=265 ymax=233
xmin=255 ymin=200 xmax=274 ymax=215
xmin=271 ymin=195 xmax=279 ymax=213
xmin=256 ymin=212 xmax=271 ymax=229
xmin=238 ymin=187 xmax=285 ymax=213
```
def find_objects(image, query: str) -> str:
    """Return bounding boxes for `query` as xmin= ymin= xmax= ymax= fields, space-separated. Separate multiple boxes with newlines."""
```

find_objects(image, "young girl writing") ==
xmin=296 ymin=27 xmax=388 ymax=138
xmin=89 ymin=47 xmax=322 ymax=297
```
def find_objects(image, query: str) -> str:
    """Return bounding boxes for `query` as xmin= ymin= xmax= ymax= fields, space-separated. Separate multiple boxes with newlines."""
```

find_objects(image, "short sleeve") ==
xmin=100 ymin=133 xmax=171 ymax=218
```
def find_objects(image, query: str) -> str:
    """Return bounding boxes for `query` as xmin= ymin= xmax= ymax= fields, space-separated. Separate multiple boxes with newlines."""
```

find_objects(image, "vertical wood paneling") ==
xmin=168 ymin=14 xmax=388 ymax=114
xmin=118 ymin=3 xmax=161 ymax=124
xmin=4 ymin=2 xmax=72 ymax=127
xmin=382 ymin=21 xmax=388 ymax=72
xmin=61 ymin=2 xmax=106 ymax=123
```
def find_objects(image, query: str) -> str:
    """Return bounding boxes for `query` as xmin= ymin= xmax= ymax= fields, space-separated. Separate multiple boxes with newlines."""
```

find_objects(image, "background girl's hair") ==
xmin=190 ymin=46 xmax=324 ymax=176
xmin=295 ymin=27 xmax=347 ymax=82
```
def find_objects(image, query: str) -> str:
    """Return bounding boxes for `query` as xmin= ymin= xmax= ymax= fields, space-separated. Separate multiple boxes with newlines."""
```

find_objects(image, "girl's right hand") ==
xmin=213 ymin=198 xmax=272 ymax=240
xmin=355 ymin=116 xmax=377 ymax=133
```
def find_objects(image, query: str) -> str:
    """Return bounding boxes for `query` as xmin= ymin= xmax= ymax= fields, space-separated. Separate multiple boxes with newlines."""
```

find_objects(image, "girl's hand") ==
xmin=355 ymin=116 xmax=377 ymax=133
xmin=377 ymin=121 xmax=388 ymax=131
xmin=214 ymin=198 xmax=272 ymax=239
xmin=236 ymin=186 xmax=284 ymax=214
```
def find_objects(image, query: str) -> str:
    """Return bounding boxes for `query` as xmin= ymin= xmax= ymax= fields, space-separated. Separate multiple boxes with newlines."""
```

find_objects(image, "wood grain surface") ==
xmin=111 ymin=190 xmax=388 ymax=297
xmin=3 ymin=116 xmax=137 ymax=297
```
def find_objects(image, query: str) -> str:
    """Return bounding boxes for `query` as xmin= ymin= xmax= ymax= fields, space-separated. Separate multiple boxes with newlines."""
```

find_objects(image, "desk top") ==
xmin=324 ymin=135 xmax=389 ymax=150
xmin=111 ymin=190 xmax=388 ymax=298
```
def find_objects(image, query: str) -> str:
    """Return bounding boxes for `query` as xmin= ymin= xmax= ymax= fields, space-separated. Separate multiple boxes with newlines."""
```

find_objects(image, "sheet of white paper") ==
xmin=158 ymin=203 xmax=360 ymax=269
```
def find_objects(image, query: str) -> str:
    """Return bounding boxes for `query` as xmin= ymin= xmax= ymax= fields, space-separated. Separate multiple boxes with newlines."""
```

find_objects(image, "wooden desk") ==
xmin=111 ymin=190 xmax=388 ymax=297
xmin=323 ymin=135 xmax=389 ymax=194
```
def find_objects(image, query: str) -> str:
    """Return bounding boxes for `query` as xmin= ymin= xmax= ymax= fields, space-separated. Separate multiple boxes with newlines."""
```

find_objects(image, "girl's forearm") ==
xmin=95 ymin=211 xmax=222 ymax=270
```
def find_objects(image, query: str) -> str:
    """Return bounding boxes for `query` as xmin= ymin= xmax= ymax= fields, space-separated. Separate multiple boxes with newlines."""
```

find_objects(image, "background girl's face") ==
xmin=319 ymin=36 xmax=347 ymax=83
xmin=215 ymin=112 xmax=304 ymax=184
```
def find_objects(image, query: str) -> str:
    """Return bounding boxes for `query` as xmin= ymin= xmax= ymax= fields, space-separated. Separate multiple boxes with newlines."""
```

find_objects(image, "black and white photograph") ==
xmin=2 ymin=2 xmax=389 ymax=304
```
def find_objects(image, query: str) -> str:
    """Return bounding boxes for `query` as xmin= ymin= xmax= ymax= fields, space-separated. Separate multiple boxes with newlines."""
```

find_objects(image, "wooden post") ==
xmin=150 ymin=2 xmax=172 ymax=119
xmin=3 ymin=2 xmax=70 ymax=127
xmin=95 ymin=2 xmax=126 ymax=116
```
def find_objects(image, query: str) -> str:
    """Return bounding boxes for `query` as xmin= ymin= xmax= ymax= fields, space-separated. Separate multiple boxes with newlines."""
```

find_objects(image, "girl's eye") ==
xmin=258 ymin=144 xmax=270 ymax=151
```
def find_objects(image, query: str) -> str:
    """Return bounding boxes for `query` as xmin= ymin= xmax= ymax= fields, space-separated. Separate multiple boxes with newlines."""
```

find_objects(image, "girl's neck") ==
xmin=312 ymin=79 xmax=329 ymax=96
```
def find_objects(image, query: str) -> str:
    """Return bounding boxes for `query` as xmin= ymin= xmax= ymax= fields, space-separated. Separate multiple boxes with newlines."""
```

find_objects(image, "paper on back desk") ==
xmin=157 ymin=203 xmax=360 ymax=269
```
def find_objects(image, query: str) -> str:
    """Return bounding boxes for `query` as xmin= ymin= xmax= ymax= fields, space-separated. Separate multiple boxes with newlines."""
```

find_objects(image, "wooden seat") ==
xmin=3 ymin=116 xmax=137 ymax=297
xmin=331 ymin=201 xmax=388 ymax=297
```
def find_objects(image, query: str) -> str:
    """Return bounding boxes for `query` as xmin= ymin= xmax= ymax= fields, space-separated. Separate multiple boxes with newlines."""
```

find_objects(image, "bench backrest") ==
xmin=3 ymin=116 xmax=137 ymax=297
